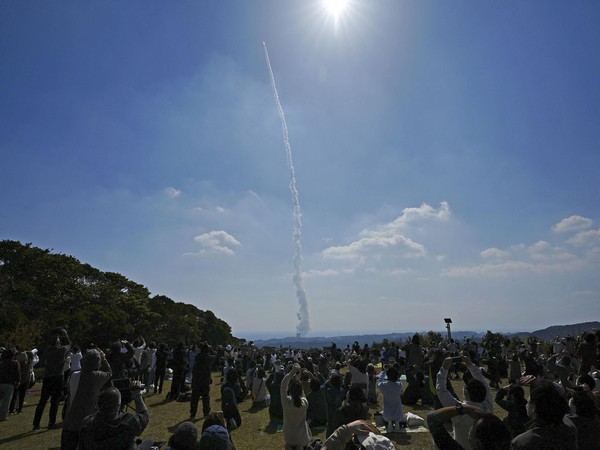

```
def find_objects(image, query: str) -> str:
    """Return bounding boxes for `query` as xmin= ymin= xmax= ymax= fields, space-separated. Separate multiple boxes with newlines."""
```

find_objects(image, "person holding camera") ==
xmin=78 ymin=380 xmax=151 ymax=449
xmin=61 ymin=348 xmax=112 ymax=450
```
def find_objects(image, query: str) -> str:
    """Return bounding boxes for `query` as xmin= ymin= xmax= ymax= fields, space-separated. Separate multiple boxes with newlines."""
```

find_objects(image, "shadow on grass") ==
xmin=0 ymin=428 xmax=51 ymax=447
xmin=148 ymin=397 xmax=176 ymax=409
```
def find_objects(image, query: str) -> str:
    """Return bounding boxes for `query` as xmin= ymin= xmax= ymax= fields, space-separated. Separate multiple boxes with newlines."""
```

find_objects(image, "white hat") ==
xmin=357 ymin=432 xmax=396 ymax=449
xmin=225 ymin=344 xmax=232 ymax=351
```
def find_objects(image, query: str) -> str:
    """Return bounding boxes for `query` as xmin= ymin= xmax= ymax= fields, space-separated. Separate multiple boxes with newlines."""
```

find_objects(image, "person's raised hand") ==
xmin=347 ymin=419 xmax=377 ymax=436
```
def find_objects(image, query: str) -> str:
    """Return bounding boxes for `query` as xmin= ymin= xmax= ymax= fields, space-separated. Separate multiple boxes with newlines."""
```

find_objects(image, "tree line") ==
xmin=0 ymin=240 xmax=235 ymax=350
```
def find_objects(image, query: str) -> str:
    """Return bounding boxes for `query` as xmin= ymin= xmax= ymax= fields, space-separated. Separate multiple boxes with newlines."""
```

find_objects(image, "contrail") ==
xmin=263 ymin=42 xmax=310 ymax=337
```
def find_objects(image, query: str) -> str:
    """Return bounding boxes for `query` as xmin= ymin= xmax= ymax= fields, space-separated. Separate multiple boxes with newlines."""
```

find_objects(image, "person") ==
xmin=107 ymin=339 xmax=135 ymax=380
xmin=221 ymin=368 xmax=242 ymax=430
xmin=322 ymin=419 xmax=395 ymax=450
xmin=323 ymin=372 xmax=346 ymax=437
xmin=266 ymin=366 xmax=285 ymax=428
xmin=154 ymin=343 xmax=169 ymax=395
xmin=306 ymin=377 xmax=328 ymax=428
xmin=198 ymin=411 xmax=236 ymax=449
xmin=9 ymin=347 xmax=32 ymax=414
xmin=565 ymin=389 xmax=600 ymax=450
xmin=427 ymin=405 xmax=511 ymax=450
xmin=494 ymin=384 xmax=528 ymax=438
xmin=377 ymin=365 xmax=405 ymax=433
xmin=347 ymin=356 xmax=369 ymax=400
xmin=61 ymin=348 xmax=112 ymax=450
xmin=169 ymin=342 xmax=189 ymax=400
xmin=78 ymin=381 xmax=151 ymax=450
xmin=167 ymin=421 xmax=198 ymax=450
xmin=251 ymin=365 xmax=270 ymax=408
xmin=578 ymin=332 xmax=598 ymax=375
xmin=281 ymin=363 xmax=312 ymax=450
xmin=33 ymin=327 xmax=71 ymax=431
xmin=436 ymin=355 xmax=493 ymax=450
xmin=332 ymin=384 xmax=369 ymax=432
xmin=405 ymin=333 xmax=424 ymax=372
xmin=510 ymin=380 xmax=578 ymax=449
xmin=190 ymin=342 xmax=214 ymax=419
xmin=0 ymin=349 xmax=20 ymax=421
xmin=366 ymin=363 xmax=378 ymax=404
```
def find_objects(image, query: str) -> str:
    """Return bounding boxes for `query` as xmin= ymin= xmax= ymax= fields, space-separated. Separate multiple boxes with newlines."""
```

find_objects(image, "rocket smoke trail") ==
xmin=263 ymin=42 xmax=310 ymax=337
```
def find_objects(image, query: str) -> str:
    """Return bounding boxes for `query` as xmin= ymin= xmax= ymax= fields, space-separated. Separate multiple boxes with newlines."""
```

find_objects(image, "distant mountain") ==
xmin=514 ymin=321 xmax=600 ymax=341
xmin=253 ymin=322 xmax=600 ymax=349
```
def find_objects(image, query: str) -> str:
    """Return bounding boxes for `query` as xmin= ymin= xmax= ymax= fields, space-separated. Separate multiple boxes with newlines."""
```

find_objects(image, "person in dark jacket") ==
xmin=190 ymin=342 xmax=215 ymax=419
xmin=0 ymin=349 xmax=20 ymax=421
xmin=33 ymin=327 xmax=70 ymax=431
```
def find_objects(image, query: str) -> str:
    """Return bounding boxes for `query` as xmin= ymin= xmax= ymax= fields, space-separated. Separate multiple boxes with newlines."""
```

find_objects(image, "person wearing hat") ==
xmin=167 ymin=421 xmax=199 ymax=450
xmin=61 ymin=348 xmax=112 ymax=450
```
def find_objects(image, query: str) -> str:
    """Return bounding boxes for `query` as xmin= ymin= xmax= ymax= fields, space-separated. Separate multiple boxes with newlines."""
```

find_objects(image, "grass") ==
xmin=0 ymin=373 xmax=509 ymax=449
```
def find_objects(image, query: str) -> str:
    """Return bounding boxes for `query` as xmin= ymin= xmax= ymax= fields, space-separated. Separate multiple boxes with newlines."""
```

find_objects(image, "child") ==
xmin=377 ymin=365 xmax=406 ymax=433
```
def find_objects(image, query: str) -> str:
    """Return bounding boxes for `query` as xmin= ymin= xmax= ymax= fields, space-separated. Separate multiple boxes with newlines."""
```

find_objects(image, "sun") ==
xmin=323 ymin=0 xmax=350 ymax=21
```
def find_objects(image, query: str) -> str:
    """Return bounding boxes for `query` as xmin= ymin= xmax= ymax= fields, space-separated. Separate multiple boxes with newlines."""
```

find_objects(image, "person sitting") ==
xmin=377 ymin=365 xmax=405 ymax=433
xmin=306 ymin=377 xmax=328 ymax=428
xmin=221 ymin=369 xmax=242 ymax=430
xmin=198 ymin=411 xmax=236 ymax=449
xmin=494 ymin=384 xmax=528 ymax=439
xmin=281 ymin=363 xmax=312 ymax=450
xmin=78 ymin=382 xmax=150 ymax=450
xmin=167 ymin=421 xmax=199 ymax=450
xmin=427 ymin=404 xmax=511 ymax=450
xmin=511 ymin=380 xmax=578 ymax=449
xmin=323 ymin=372 xmax=346 ymax=437
xmin=436 ymin=355 xmax=493 ymax=450
xmin=565 ymin=389 xmax=600 ymax=450
xmin=332 ymin=384 xmax=369 ymax=432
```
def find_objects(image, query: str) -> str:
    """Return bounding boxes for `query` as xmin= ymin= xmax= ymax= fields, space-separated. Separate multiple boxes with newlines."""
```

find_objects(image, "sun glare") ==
xmin=324 ymin=0 xmax=349 ymax=20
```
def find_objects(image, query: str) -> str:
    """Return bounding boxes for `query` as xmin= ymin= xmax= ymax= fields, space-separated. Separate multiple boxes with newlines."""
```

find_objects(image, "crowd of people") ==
xmin=0 ymin=327 xmax=599 ymax=449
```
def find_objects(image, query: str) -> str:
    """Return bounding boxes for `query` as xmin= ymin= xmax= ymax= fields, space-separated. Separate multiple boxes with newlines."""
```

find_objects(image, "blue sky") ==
xmin=2 ymin=1 xmax=599 ymax=338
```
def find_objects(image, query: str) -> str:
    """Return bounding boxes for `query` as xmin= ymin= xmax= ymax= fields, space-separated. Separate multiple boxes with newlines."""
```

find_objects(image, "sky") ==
xmin=2 ymin=1 xmax=600 ymax=339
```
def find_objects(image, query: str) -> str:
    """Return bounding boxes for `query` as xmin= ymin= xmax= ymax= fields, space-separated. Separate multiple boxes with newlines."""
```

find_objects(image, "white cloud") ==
xmin=191 ymin=230 xmax=241 ymax=255
xmin=567 ymin=229 xmax=600 ymax=247
xmin=165 ymin=187 xmax=182 ymax=199
xmin=322 ymin=202 xmax=449 ymax=264
xmin=552 ymin=215 xmax=592 ymax=233
xmin=442 ymin=258 xmax=585 ymax=278
xmin=481 ymin=248 xmax=510 ymax=259
xmin=303 ymin=268 xmax=354 ymax=278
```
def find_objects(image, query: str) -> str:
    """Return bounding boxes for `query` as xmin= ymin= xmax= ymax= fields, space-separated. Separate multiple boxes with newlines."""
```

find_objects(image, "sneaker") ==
xmin=32 ymin=426 xmax=40 ymax=432
xmin=189 ymin=414 xmax=196 ymax=420
xmin=48 ymin=424 xmax=57 ymax=430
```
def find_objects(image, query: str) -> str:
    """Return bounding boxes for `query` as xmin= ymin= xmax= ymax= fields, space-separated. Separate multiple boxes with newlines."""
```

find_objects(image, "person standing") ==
xmin=33 ymin=328 xmax=71 ymax=431
xmin=60 ymin=348 xmax=112 ymax=450
xmin=0 ymin=349 xmax=20 ymax=421
xmin=190 ymin=343 xmax=214 ymax=419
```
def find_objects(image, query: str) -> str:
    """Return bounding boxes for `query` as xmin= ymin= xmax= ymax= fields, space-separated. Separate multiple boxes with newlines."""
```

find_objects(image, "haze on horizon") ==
xmin=1 ymin=1 xmax=599 ymax=337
